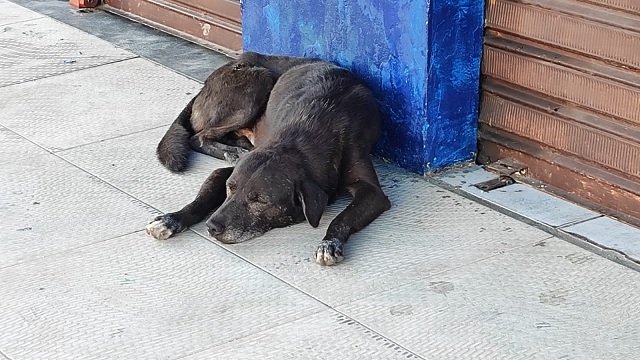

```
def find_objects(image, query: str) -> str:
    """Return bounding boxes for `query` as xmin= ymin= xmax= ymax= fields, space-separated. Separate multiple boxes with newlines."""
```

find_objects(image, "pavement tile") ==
xmin=183 ymin=310 xmax=421 ymax=360
xmin=0 ymin=0 xmax=44 ymax=26
xmin=0 ymin=16 xmax=134 ymax=87
xmin=0 ymin=231 xmax=325 ymax=360
xmin=59 ymin=126 xmax=228 ymax=213
xmin=338 ymin=237 xmax=640 ymax=359
xmin=563 ymin=216 xmax=640 ymax=262
xmin=434 ymin=166 xmax=601 ymax=227
xmin=0 ymin=127 xmax=158 ymax=268
xmin=9 ymin=0 xmax=230 ymax=82
xmin=0 ymin=58 xmax=201 ymax=152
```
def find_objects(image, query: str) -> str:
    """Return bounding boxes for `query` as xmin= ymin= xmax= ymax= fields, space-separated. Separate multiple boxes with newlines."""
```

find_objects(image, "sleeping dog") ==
xmin=146 ymin=52 xmax=390 ymax=266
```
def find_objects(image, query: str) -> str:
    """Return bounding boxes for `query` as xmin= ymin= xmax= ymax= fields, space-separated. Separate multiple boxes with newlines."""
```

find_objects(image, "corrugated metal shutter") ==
xmin=478 ymin=0 xmax=640 ymax=226
xmin=102 ymin=0 xmax=241 ymax=54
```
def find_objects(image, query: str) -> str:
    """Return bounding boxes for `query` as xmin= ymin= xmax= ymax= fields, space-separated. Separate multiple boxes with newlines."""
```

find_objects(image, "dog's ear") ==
xmin=296 ymin=179 xmax=328 ymax=228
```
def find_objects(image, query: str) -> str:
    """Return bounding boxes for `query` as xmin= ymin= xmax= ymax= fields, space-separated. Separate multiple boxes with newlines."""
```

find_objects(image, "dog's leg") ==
xmin=146 ymin=167 xmax=233 ymax=240
xmin=220 ymin=132 xmax=255 ymax=150
xmin=315 ymin=157 xmax=391 ymax=266
xmin=190 ymin=111 xmax=258 ymax=164
xmin=189 ymin=137 xmax=249 ymax=165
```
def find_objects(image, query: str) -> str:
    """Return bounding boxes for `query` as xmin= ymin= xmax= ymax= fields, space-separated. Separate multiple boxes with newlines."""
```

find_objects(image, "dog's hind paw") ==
xmin=146 ymin=214 xmax=185 ymax=240
xmin=315 ymin=238 xmax=344 ymax=266
xmin=223 ymin=148 xmax=249 ymax=165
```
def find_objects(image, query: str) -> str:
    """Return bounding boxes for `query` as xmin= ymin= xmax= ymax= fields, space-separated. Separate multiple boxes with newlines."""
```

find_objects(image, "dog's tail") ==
xmin=156 ymin=96 xmax=197 ymax=172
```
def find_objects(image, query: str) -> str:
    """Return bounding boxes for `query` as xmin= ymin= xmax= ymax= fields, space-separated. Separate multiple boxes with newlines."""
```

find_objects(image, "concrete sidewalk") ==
xmin=1 ymin=2 xmax=639 ymax=359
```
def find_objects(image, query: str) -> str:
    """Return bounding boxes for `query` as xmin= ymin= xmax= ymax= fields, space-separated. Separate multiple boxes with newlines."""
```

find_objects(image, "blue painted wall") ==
xmin=242 ymin=0 xmax=484 ymax=174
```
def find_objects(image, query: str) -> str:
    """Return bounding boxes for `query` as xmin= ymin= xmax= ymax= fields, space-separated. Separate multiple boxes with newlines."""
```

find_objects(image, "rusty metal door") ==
xmin=102 ymin=0 xmax=242 ymax=54
xmin=478 ymin=0 xmax=640 ymax=226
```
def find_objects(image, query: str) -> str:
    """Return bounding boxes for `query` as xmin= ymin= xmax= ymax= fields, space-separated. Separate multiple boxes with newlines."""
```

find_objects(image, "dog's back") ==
xmin=248 ymin=62 xmax=381 ymax=198
xmin=259 ymin=62 xmax=381 ymax=158
xmin=238 ymin=52 xmax=322 ymax=78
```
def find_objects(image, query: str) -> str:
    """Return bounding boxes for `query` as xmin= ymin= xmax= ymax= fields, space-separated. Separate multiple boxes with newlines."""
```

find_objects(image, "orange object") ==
xmin=69 ymin=0 xmax=100 ymax=8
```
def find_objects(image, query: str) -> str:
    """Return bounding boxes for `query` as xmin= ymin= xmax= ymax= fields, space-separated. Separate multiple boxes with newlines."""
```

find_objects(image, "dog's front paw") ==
xmin=145 ymin=214 xmax=184 ymax=240
xmin=315 ymin=238 xmax=344 ymax=266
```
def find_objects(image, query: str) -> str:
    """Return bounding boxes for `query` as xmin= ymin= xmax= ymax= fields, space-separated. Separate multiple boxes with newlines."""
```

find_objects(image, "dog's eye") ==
xmin=227 ymin=181 xmax=237 ymax=192
xmin=247 ymin=192 xmax=267 ymax=204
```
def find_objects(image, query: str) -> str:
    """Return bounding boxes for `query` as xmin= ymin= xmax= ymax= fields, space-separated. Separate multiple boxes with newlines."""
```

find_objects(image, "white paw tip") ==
xmin=314 ymin=241 xmax=344 ymax=266
xmin=145 ymin=219 xmax=173 ymax=240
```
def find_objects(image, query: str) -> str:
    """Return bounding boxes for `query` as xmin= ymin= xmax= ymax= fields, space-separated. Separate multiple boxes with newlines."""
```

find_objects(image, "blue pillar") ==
xmin=242 ymin=0 xmax=485 ymax=174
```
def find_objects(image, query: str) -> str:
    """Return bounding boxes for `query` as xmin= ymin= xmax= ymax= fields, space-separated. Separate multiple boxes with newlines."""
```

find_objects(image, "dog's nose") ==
xmin=207 ymin=220 xmax=225 ymax=237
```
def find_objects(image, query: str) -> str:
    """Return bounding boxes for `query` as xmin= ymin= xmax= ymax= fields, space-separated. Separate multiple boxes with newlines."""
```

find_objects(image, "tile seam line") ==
xmin=339 ymin=234 xmax=557 ymax=308
xmin=0 ymin=233 xmax=343 ymax=359
xmin=425 ymin=176 xmax=640 ymax=272
xmin=0 ymin=131 xmax=547 ymax=359
xmin=194 ymin=223 xmax=556 ymax=312
xmin=0 ymin=124 xmax=165 ymax=219
xmin=558 ymin=226 xmax=640 ymax=265
xmin=0 ymin=230 xmax=142 ymax=270
xmin=1 ymin=122 xmax=420 ymax=360
xmin=0 ymin=348 xmax=9 ymax=360
xmin=52 ymin=123 xmax=172 ymax=153
xmin=170 ymin=307 xmax=382 ymax=360
xmin=0 ymin=16 xmax=47 ymax=27
xmin=185 ymin=230 xmax=426 ymax=359
xmin=186 ymin=232 xmax=556 ymax=359
xmin=557 ymin=216 xmax=605 ymax=228
xmin=140 ymin=56 xmax=209 ymax=84
xmin=327 ymin=237 xmax=560 ymax=359
xmin=6 ymin=4 xmax=220 ymax=83
xmin=0 ymin=56 xmax=139 ymax=89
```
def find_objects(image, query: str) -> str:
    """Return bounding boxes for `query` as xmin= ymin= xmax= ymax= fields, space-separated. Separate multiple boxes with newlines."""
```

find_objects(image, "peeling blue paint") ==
xmin=242 ymin=0 xmax=484 ymax=174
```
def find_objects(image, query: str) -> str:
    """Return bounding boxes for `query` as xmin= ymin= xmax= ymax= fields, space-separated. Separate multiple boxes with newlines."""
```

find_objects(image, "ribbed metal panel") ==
xmin=483 ymin=46 xmax=640 ymax=124
xmin=583 ymin=0 xmax=640 ymax=15
xmin=486 ymin=0 xmax=640 ymax=69
xmin=481 ymin=93 xmax=640 ymax=178
xmin=480 ymin=0 xmax=640 ymax=224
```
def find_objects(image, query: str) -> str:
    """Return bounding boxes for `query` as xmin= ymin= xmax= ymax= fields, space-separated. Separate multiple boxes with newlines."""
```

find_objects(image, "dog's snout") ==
xmin=207 ymin=220 xmax=225 ymax=237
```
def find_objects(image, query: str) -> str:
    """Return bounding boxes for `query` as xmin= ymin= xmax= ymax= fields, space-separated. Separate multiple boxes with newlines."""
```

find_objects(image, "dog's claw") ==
xmin=315 ymin=238 xmax=344 ymax=266
xmin=223 ymin=152 xmax=240 ymax=165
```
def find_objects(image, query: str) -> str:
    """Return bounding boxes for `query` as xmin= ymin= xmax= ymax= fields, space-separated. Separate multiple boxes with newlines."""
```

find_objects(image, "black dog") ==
xmin=146 ymin=53 xmax=391 ymax=265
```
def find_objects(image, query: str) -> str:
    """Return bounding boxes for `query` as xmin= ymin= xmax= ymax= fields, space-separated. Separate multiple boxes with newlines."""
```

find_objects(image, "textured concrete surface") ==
xmin=0 ymin=0 xmax=43 ymax=26
xmin=0 ymin=127 xmax=159 ymax=268
xmin=0 ymin=16 xmax=134 ymax=87
xmin=433 ymin=165 xmax=640 ymax=264
xmin=1 ymin=2 xmax=640 ymax=359
xmin=338 ymin=237 xmax=640 ymax=359
xmin=434 ymin=165 xmax=601 ymax=227
xmin=7 ymin=0 xmax=230 ymax=82
xmin=0 ymin=58 xmax=200 ymax=151
xmin=563 ymin=216 xmax=640 ymax=261
xmin=61 ymin=129 xmax=552 ymax=307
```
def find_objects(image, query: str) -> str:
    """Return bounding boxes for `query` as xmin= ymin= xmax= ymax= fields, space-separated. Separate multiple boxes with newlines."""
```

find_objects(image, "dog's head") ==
xmin=206 ymin=150 xmax=328 ymax=243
